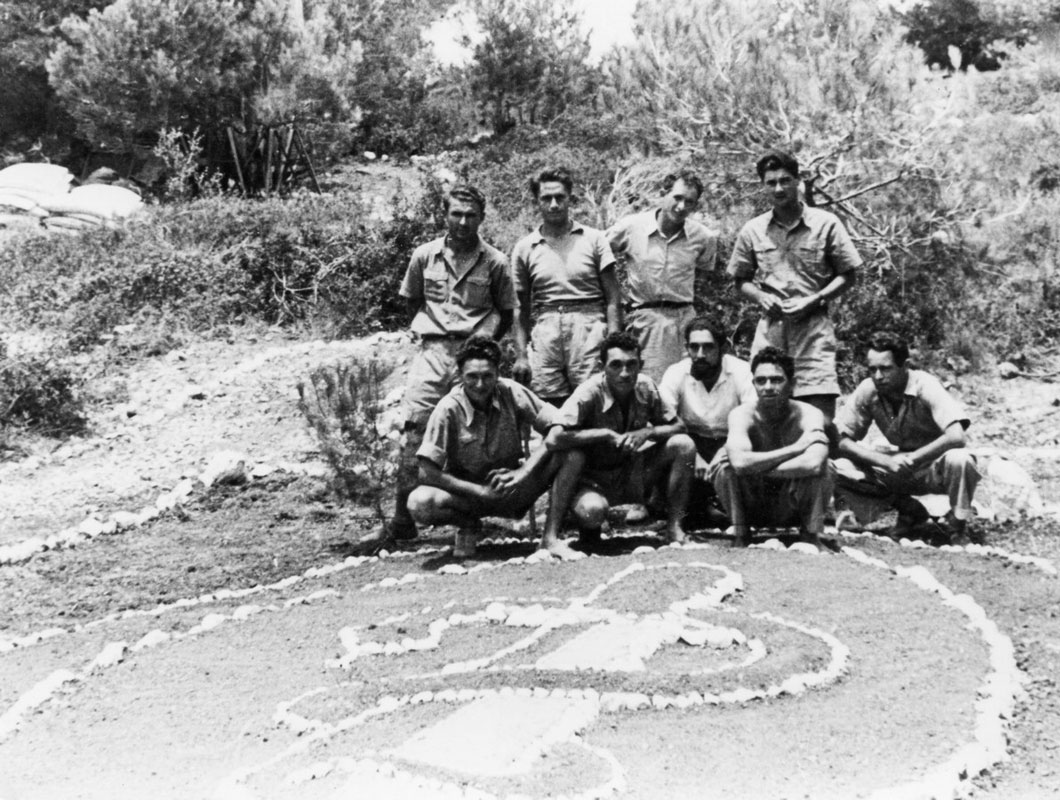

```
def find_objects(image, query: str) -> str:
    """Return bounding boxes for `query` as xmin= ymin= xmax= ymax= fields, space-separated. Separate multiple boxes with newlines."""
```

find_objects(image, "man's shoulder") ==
xmin=722 ymin=353 xmax=751 ymax=376
xmin=907 ymin=368 xmax=952 ymax=398
xmin=661 ymin=358 xmax=692 ymax=383
xmin=572 ymin=221 xmax=609 ymax=242
xmin=478 ymin=239 xmax=510 ymax=266
xmin=410 ymin=237 xmax=445 ymax=262
xmin=683 ymin=216 xmax=719 ymax=241
xmin=802 ymin=205 xmax=847 ymax=230
xmin=790 ymin=399 xmax=826 ymax=430
xmin=511 ymin=228 xmax=543 ymax=252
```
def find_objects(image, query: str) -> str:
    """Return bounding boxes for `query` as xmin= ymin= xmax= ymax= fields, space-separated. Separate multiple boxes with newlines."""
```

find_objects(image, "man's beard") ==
xmin=690 ymin=359 xmax=720 ymax=381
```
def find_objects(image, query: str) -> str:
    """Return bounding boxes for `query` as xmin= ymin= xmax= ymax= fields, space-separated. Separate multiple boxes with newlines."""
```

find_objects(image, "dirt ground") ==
xmin=1 ymin=330 xmax=1059 ymax=799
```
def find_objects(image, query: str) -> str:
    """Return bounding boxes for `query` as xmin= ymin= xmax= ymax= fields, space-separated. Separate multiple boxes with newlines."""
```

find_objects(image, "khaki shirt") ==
xmin=836 ymin=370 xmax=970 ymax=452
xmin=553 ymin=373 xmax=677 ymax=470
xmin=659 ymin=354 xmax=756 ymax=439
xmin=400 ymin=236 xmax=516 ymax=337
xmin=512 ymin=221 xmax=616 ymax=307
xmin=417 ymin=378 xmax=553 ymax=482
xmin=727 ymin=206 xmax=861 ymax=299
xmin=607 ymin=210 xmax=718 ymax=305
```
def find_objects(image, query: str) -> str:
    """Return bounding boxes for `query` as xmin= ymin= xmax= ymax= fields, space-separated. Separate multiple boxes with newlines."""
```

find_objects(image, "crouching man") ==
xmin=834 ymin=331 xmax=980 ymax=542
xmin=712 ymin=346 xmax=832 ymax=548
xmin=407 ymin=336 xmax=559 ymax=558
xmin=541 ymin=331 xmax=696 ymax=557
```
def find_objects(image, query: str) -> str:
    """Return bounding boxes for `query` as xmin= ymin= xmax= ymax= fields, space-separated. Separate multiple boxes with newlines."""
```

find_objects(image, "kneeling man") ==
xmin=408 ymin=336 xmax=558 ymax=557
xmin=713 ymin=346 xmax=832 ymax=547
xmin=542 ymin=331 xmax=696 ymax=555
xmin=834 ymin=331 xmax=980 ymax=541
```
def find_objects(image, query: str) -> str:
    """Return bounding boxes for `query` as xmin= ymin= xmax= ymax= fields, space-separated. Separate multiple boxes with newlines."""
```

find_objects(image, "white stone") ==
xmin=91 ymin=641 xmax=128 ymax=670
xmin=78 ymin=517 xmax=104 ymax=537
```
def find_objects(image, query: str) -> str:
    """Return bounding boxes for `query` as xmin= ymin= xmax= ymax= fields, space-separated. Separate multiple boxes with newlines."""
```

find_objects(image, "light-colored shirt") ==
xmin=659 ymin=354 xmax=755 ymax=439
xmin=836 ymin=369 xmax=970 ymax=452
xmin=400 ymin=236 xmax=516 ymax=337
xmin=553 ymin=372 xmax=677 ymax=471
xmin=511 ymin=221 xmax=616 ymax=307
xmin=417 ymin=378 xmax=553 ymax=482
xmin=727 ymin=206 xmax=861 ymax=300
xmin=607 ymin=210 xmax=718 ymax=305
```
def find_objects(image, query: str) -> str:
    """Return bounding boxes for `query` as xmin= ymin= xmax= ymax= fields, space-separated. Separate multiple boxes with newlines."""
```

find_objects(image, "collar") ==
xmin=768 ymin=202 xmax=806 ymax=231
xmin=529 ymin=220 xmax=587 ymax=244
xmin=599 ymin=374 xmax=645 ymax=412
xmin=453 ymin=384 xmax=502 ymax=425
xmin=652 ymin=208 xmax=687 ymax=240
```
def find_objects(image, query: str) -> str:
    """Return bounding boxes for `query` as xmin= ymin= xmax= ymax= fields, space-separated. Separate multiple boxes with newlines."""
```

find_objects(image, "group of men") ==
xmin=366 ymin=150 xmax=981 ymax=559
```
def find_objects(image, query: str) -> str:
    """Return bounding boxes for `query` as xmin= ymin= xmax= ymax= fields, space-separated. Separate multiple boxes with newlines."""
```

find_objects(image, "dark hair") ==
xmin=684 ymin=316 xmax=726 ymax=348
xmin=661 ymin=170 xmax=704 ymax=201
xmin=599 ymin=330 xmax=642 ymax=362
xmin=751 ymin=346 xmax=795 ymax=382
xmin=866 ymin=330 xmax=910 ymax=366
xmin=755 ymin=150 xmax=800 ymax=181
xmin=444 ymin=184 xmax=487 ymax=215
xmin=530 ymin=167 xmax=574 ymax=198
xmin=456 ymin=335 xmax=502 ymax=369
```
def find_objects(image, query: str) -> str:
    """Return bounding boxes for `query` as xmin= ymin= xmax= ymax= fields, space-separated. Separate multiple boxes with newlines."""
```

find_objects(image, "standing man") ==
xmin=834 ymin=331 xmax=981 ymax=542
xmin=512 ymin=167 xmax=622 ymax=407
xmin=372 ymin=185 xmax=517 ymax=546
xmin=659 ymin=316 xmax=756 ymax=477
xmin=727 ymin=150 xmax=861 ymax=423
xmin=542 ymin=331 xmax=697 ymax=557
xmin=607 ymin=171 xmax=719 ymax=382
xmin=407 ymin=336 xmax=560 ymax=558
xmin=712 ymin=347 xmax=832 ymax=548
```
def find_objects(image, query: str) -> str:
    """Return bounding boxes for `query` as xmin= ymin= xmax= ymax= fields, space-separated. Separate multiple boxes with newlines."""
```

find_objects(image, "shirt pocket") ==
xmin=752 ymin=242 xmax=782 ymax=275
xmin=463 ymin=274 xmax=492 ymax=308
xmin=424 ymin=266 xmax=449 ymax=303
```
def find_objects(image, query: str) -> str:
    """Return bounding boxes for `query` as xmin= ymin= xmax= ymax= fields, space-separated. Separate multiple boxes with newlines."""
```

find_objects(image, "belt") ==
xmin=628 ymin=300 xmax=693 ymax=310
xmin=419 ymin=333 xmax=470 ymax=342
xmin=534 ymin=300 xmax=605 ymax=315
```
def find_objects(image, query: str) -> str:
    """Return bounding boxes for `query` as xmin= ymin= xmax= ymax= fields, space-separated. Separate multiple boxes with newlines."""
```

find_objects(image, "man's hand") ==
xmin=780 ymin=295 xmax=820 ymax=320
xmin=758 ymin=292 xmax=784 ymax=320
xmin=617 ymin=427 xmax=653 ymax=454
xmin=795 ymin=429 xmax=829 ymax=452
xmin=512 ymin=358 xmax=532 ymax=386
xmin=486 ymin=467 xmax=524 ymax=498
xmin=880 ymin=453 xmax=917 ymax=476
xmin=694 ymin=453 xmax=709 ymax=481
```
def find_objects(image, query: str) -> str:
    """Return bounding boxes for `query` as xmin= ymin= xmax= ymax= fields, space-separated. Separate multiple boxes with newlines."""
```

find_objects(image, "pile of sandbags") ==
xmin=0 ymin=163 xmax=144 ymax=235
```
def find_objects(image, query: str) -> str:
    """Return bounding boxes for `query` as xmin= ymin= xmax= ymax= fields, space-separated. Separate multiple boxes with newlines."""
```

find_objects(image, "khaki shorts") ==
xmin=626 ymin=304 xmax=696 ymax=384
xmin=751 ymin=310 xmax=838 ymax=397
xmin=529 ymin=309 xmax=607 ymax=399
xmin=401 ymin=338 xmax=463 ymax=425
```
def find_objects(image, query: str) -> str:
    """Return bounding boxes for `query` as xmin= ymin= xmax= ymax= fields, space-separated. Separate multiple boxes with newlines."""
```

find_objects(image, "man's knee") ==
xmin=407 ymin=486 xmax=448 ymax=524
xmin=664 ymin=433 xmax=697 ymax=459
xmin=941 ymin=448 xmax=978 ymax=473
xmin=573 ymin=491 xmax=609 ymax=529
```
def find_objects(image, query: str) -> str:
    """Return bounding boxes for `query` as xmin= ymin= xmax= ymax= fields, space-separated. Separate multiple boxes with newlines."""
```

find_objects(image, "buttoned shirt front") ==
xmin=659 ymin=354 xmax=756 ymax=439
xmin=836 ymin=369 xmax=970 ymax=452
xmin=554 ymin=373 xmax=677 ymax=470
xmin=400 ymin=236 xmax=516 ymax=338
xmin=511 ymin=221 xmax=616 ymax=307
xmin=727 ymin=206 xmax=861 ymax=300
xmin=417 ymin=378 xmax=553 ymax=482
xmin=607 ymin=210 xmax=718 ymax=305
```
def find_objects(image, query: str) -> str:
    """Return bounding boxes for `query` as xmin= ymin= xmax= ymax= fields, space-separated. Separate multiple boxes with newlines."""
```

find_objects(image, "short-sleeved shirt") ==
xmin=835 ymin=370 xmax=970 ymax=452
xmin=607 ymin=210 xmax=718 ymax=305
xmin=400 ymin=236 xmax=516 ymax=338
xmin=726 ymin=206 xmax=862 ymax=300
xmin=417 ymin=378 xmax=554 ymax=482
xmin=553 ymin=372 xmax=678 ymax=470
xmin=511 ymin=221 xmax=616 ymax=307
xmin=659 ymin=354 xmax=756 ymax=439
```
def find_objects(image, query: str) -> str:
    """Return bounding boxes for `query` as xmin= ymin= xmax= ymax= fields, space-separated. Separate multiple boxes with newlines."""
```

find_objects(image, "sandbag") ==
xmin=0 ymin=192 xmax=43 ymax=213
xmin=39 ymin=184 xmax=142 ymax=219
xmin=43 ymin=216 xmax=98 ymax=230
xmin=0 ymin=163 xmax=73 ymax=194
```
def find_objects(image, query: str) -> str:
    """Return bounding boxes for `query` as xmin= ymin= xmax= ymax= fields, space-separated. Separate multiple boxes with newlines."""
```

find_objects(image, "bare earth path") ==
xmin=1 ymin=332 xmax=1059 ymax=800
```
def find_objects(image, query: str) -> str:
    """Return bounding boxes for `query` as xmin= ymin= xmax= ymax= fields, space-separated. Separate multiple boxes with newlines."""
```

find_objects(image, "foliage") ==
xmin=898 ymin=0 xmax=1047 ymax=71
xmin=0 ymin=350 xmax=86 ymax=436
xmin=461 ymin=0 xmax=600 ymax=137
xmin=0 ymin=191 xmax=437 ymax=351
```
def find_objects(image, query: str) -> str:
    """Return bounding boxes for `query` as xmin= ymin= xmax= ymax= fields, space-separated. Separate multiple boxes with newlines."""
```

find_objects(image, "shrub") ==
xmin=0 ymin=350 xmax=86 ymax=436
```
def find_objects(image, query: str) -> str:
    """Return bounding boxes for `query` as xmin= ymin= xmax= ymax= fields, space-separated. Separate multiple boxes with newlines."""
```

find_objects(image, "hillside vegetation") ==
xmin=2 ymin=0 xmax=1060 ymax=442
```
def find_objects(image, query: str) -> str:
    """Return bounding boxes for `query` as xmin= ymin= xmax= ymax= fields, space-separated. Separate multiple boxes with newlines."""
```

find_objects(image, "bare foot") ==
xmin=541 ymin=539 xmax=586 ymax=561
xmin=731 ymin=526 xmax=751 ymax=548
xmin=666 ymin=524 xmax=687 ymax=545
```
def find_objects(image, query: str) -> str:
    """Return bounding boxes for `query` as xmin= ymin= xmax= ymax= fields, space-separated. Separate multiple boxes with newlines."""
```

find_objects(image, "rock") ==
xmin=998 ymin=361 xmax=1020 ymax=379
xmin=111 ymin=511 xmax=141 ymax=530
xmin=78 ymin=517 xmax=104 ymax=537
xmin=200 ymin=451 xmax=249 ymax=487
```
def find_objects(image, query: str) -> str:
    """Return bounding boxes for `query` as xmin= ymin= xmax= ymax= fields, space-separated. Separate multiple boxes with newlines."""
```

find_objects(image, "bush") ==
xmin=0 ymin=349 xmax=86 ymax=436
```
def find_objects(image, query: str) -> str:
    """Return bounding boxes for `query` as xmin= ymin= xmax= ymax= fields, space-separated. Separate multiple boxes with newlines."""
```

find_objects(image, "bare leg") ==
xmin=711 ymin=462 xmax=752 ymax=547
xmin=661 ymin=434 xmax=695 ymax=543
xmin=541 ymin=450 xmax=588 ymax=560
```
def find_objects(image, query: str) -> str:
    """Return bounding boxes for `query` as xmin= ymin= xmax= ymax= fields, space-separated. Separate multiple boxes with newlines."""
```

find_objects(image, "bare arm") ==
xmin=494 ymin=308 xmax=514 ymax=342
xmin=781 ymin=271 xmax=856 ymax=318
xmin=838 ymin=421 xmax=964 ymax=477
xmin=417 ymin=458 xmax=489 ymax=503
xmin=600 ymin=268 xmax=623 ymax=332
xmin=736 ymin=278 xmax=783 ymax=318
xmin=512 ymin=289 xmax=533 ymax=384
xmin=725 ymin=410 xmax=827 ymax=476
xmin=765 ymin=441 xmax=828 ymax=478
